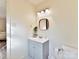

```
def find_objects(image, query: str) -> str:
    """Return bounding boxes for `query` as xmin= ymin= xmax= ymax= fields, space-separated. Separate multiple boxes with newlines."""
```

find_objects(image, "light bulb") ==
xmin=37 ymin=12 xmax=40 ymax=16
xmin=41 ymin=10 xmax=44 ymax=14
xmin=45 ymin=9 xmax=49 ymax=13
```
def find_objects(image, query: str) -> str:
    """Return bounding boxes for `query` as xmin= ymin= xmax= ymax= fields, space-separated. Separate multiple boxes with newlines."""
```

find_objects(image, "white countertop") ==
xmin=29 ymin=36 xmax=49 ymax=43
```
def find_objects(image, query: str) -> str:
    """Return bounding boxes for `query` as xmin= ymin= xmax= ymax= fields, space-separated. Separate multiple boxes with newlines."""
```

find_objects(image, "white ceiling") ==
xmin=0 ymin=0 xmax=5 ymax=17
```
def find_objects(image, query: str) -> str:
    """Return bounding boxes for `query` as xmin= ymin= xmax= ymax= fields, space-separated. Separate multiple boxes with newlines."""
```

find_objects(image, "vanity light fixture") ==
xmin=37 ymin=8 xmax=50 ymax=17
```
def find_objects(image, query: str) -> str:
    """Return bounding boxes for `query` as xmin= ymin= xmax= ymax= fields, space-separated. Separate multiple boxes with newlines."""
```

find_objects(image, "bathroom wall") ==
xmin=7 ymin=0 xmax=77 ymax=59
xmin=0 ymin=0 xmax=6 ymax=17
xmin=36 ymin=0 xmax=77 ymax=58
xmin=7 ymin=0 xmax=36 ymax=59
xmin=7 ymin=0 xmax=36 ymax=31
xmin=36 ymin=0 xmax=77 ymax=48
xmin=0 ymin=0 xmax=6 ymax=32
xmin=0 ymin=17 xmax=6 ymax=32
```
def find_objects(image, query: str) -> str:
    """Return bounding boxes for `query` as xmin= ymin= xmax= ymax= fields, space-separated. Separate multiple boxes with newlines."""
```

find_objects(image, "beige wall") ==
xmin=0 ymin=0 xmax=6 ymax=17
xmin=7 ymin=0 xmax=77 ymax=59
xmin=0 ymin=17 xmax=6 ymax=32
xmin=7 ymin=0 xmax=77 ymax=47
xmin=7 ymin=0 xmax=36 ymax=59
xmin=7 ymin=0 xmax=37 ymax=33
xmin=7 ymin=0 xmax=77 ymax=48
xmin=36 ymin=0 xmax=77 ymax=48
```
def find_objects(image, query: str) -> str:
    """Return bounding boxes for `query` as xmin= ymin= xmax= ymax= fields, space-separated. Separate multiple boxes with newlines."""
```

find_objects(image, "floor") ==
xmin=0 ymin=41 xmax=6 ymax=59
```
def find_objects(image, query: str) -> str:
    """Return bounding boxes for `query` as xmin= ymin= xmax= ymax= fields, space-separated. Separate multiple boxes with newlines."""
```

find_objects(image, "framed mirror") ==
xmin=39 ymin=18 xmax=49 ymax=31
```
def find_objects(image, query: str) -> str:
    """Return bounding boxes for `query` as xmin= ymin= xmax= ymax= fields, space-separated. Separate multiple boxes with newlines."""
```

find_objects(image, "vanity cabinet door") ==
xmin=34 ymin=43 xmax=43 ymax=59
xmin=28 ymin=39 xmax=49 ymax=59
xmin=28 ymin=40 xmax=35 ymax=59
xmin=28 ymin=40 xmax=43 ymax=59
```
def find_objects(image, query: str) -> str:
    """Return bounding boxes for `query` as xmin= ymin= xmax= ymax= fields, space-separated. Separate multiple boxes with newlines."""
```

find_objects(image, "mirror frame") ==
xmin=39 ymin=18 xmax=49 ymax=31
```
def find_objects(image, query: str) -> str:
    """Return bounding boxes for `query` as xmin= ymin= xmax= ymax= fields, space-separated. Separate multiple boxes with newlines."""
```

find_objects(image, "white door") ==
xmin=7 ymin=17 xmax=29 ymax=59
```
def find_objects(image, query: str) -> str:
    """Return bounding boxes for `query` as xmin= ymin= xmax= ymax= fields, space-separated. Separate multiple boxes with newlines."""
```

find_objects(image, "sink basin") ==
xmin=29 ymin=36 xmax=48 ymax=43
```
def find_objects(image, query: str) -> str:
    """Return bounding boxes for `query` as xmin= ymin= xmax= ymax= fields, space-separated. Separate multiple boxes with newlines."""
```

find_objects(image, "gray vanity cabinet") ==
xmin=28 ymin=38 xmax=49 ymax=59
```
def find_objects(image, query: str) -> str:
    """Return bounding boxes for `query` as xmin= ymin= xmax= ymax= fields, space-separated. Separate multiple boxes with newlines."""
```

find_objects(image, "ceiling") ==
xmin=0 ymin=0 xmax=5 ymax=17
